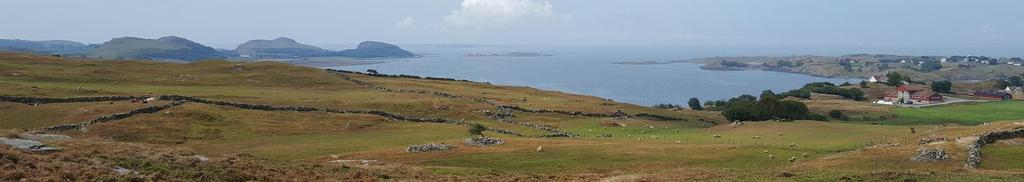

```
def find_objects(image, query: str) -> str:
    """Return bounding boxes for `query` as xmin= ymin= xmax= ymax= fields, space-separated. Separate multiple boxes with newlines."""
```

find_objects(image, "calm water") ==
xmin=329 ymin=45 xmax=860 ymax=106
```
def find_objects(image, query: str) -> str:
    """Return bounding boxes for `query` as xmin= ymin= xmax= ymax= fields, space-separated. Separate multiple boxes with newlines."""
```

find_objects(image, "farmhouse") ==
xmin=974 ymin=90 xmax=1013 ymax=100
xmin=884 ymin=85 xmax=943 ymax=104
xmin=868 ymin=75 xmax=888 ymax=83
xmin=1006 ymin=86 xmax=1023 ymax=94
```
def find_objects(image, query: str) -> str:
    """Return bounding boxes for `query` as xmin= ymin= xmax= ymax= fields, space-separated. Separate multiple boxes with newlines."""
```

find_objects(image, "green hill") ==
xmin=86 ymin=36 xmax=225 ymax=61
xmin=234 ymin=37 xmax=329 ymax=58
xmin=0 ymin=39 xmax=94 ymax=54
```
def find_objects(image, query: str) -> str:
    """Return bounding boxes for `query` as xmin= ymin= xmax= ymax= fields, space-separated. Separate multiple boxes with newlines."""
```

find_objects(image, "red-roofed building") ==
xmin=884 ymin=85 xmax=943 ymax=104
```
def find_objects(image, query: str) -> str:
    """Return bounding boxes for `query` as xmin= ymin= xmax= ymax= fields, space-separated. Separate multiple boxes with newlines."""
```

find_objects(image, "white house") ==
xmin=1007 ymin=86 xmax=1024 ymax=93
xmin=868 ymin=75 xmax=889 ymax=83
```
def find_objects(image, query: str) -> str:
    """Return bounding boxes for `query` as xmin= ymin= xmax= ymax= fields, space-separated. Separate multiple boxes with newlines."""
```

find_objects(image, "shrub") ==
xmin=823 ymin=109 xmax=847 ymax=120
xmin=807 ymin=113 xmax=829 ymax=121
xmin=687 ymin=98 xmax=703 ymax=110
xmin=468 ymin=123 xmax=486 ymax=135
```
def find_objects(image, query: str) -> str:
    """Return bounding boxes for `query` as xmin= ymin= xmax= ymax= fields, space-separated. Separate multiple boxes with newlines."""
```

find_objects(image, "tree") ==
xmin=468 ymin=123 xmax=486 ymax=136
xmin=931 ymin=81 xmax=952 ymax=93
xmin=828 ymin=110 xmax=844 ymax=119
xmin=885 ymin=72 xmax=909 ymax=86
xmin=759 ymin=90 xmax=778 ymax=102
xmin=687 ymin=98 xmax=703 ymax=110
xmin=859 ymin=81 xmax=869 ymax=88
xmin=366 ymin=69 xmax=379 ymax=74
xmin=919 ymin=60 xmax=942 ymax=72
xmin=776 ymin=100 xmax=809 ymax=120
xmin=1009 ymin=76 xmax=1024 ymax=87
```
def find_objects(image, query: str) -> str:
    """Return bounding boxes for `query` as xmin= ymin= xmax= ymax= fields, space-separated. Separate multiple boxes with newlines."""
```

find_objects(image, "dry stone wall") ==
xmin=964 ymin=127 xmax=1024 ymax=168
xmin=0 ymin=95 xmax=143 ymax=105
xmin=42 ymin=101 xmax=185 ymax=132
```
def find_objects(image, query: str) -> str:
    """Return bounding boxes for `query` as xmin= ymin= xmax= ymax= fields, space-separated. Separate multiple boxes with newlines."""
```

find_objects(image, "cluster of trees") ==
xmin=931 ymin=81 xmax=952 ymax=93
xmin=919 ymin=60 xmax=943 ymax=72
xmin=994 ymin=74 xmax=1024 ymax=89
xmin=799 ymin=82 xmax=866 ymax=100
xmin=652 ymin=103 xmax=681 ymax=109
xmin=884 ymin=72 xmax=913 ymax=86
xmin=703 ymin=90 xmax=826 ymax=122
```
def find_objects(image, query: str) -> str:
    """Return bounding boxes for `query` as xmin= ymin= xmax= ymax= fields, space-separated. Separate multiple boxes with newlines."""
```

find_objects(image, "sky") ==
xmin=2 ymin=0 xmax=1023 ymax=55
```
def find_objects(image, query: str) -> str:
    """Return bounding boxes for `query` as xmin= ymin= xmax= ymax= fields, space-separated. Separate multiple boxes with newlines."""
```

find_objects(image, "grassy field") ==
xmin=2 ymin=52 xmax=1023 ymax=181
xmin=889 ymin=101 xmax=1024 ymax=125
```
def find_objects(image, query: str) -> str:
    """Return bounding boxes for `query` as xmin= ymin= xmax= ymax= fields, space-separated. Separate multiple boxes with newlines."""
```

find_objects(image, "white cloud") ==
xmin=443 ymin=0 xmax=568 ymax=29
xmin=393 ymin=16 xmax=416 ymax=29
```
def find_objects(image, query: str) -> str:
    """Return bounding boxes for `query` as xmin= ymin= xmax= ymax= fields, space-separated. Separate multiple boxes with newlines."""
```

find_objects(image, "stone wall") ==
xmin=42 ymin=101 xmax=185 ymax=132
xmin=0 ymin=95 xmax=143 ymax=105
xmin=326 ymin=69 xmax=486 ymax=84
xmin=406 ymin=143 xmax=455 ymax=153
xmin=484 ymin=106 xmax=578 ymax=137
xmin=158 ymin=95 xmax=525 ymax=137
xmin=964 ymin=127 xmax=1024 ymax=168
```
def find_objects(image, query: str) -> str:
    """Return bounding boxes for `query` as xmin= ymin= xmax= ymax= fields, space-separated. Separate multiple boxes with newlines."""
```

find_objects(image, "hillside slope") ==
xmin=1 ymin=53 xmax=1021 ymax=181
xmin=86 ymin=36 xmax=225 ymax=61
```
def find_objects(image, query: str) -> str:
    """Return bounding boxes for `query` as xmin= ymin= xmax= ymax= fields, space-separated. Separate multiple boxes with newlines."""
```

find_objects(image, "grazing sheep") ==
xmin=536 ymin=146 xmax=544 ymax=152
xmin=674 ymin=129 xmax=679 ymax=133
xmin=789 ymin=143 xmax=797 ymax=148
xmin=769 ymin=155 xmax=776 ymax=159
xmin=713 ymin=134 xmax=722 ymax=138
xmin=753 ymin=136 xmax=761 ymax=139
xmin=788 ymin=156 xmax=797 ymax=162
xmin=802 ymin=153 xmax=809 ymax=158
xmin=763 ymin=149 xmax=769 ymax=153
xmin=588 ymin=129 xmax=593 ymax=132
xmin=777 ymin=133 xmax=784 ymax=136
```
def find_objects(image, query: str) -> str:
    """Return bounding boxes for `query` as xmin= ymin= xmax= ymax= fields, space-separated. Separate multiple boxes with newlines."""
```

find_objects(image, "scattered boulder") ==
xmin=464 ymin=137 xmax=504 ymax=147
xmin=192 ymin=155 xmax=210 ymax=162
xmin=0 ymin=137 xmax=61 ymax=152
xmin=918 ymin=136 xmax=947 ymax=145
xmin=910 ymin=148 xmax=949 ymax=161
xmin=17 ymin=133 xmax=72 ymax=142
xmin=406 ymin=143 xmax=455 ymax=153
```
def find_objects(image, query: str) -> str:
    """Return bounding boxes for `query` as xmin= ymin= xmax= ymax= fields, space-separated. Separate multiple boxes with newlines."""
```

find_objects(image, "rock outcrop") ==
xmin=464 ymin=137 xmax=504 ymax=147
xmin=910 ymin=148 xmax=949 ymax=161
xmin=964 ymin=127 xmax=1024 ymax=168
xmin=406 ymin=143 xmax=455 ymax=153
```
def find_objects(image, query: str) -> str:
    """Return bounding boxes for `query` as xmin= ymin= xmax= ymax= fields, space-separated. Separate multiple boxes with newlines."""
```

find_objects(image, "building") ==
xmin=868 ymin=75 xmax=888 ymax=83
xmin=974 ymin=90 xmax=1013 ymax=100
xmin=884 ymin=85 xmax=943 ymax=104
xmin=1006 ymin=86 xmax=1024 ymax=93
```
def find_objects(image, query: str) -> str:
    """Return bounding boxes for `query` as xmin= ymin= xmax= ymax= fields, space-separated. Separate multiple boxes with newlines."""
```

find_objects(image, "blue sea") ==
xmin=328 ymin=45 xmax=861 ymax=106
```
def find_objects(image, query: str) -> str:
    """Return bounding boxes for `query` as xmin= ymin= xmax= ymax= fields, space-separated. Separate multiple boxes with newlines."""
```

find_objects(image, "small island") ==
xmin=465 ymin=52 xmax=553 ymax=57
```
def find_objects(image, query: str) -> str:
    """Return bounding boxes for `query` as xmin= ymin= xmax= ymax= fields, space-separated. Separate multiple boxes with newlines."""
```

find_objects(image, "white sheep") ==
xmin=763 ymin=149 xmax=769 ymax=153
xmin=713 ymin=134 xmax=722 ymax=138
xmin=769 ymin=155 xmax=776 ymax=159
xmin=788 ymin=156 xmax=797 ymax=162
xmin=789 ymin=143 xmax=797 ymax=148
xmin=802 ymin=153 xmax=809 ymax=158
xmin=536 ymin=146 xmax=544 ymax=152
xmin=777 ymin=133 xmax=784 ymax=136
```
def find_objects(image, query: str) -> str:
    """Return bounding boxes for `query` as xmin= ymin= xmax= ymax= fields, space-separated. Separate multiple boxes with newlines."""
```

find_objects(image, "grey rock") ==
xmin=464 ymin=137 xmax=504 ymax=147
xmin=407 ymin=143 xmax=455 ymax=153
xmin=18 ymin=133 xmax=72 ymax=142
xmin=0 ymin=137 xmax=61 ymax=152
xmin=911 ymin=148 xmax=949 ymax=161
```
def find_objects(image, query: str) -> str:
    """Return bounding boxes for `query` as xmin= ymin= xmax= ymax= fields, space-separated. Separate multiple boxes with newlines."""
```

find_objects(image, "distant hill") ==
xmin=235 ymin=37 xmax=329 ymax=58
xmin=0 ymin=39 xmax=95 ymax=54
xmin=330 ymin=41 xmax=416 ymax=58
xmin=86 ymin=36 xmax=225 ymax=61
